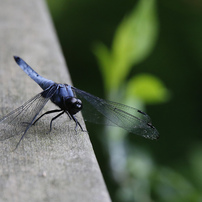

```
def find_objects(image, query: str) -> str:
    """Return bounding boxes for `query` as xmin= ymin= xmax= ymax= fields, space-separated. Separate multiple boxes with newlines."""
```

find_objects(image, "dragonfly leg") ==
xmin=71 ymin=114 xmax=86 ymax=132
xmin=64 ymin=111 xmax=72 ymax=120
xmin=33 ymin=109 xmax=62 ymax=125
xmin=48 ymin=111 xmax=65 ymax=133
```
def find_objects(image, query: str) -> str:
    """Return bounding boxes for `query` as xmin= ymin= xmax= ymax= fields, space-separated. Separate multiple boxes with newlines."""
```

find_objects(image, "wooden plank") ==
xmin=0 ymin=1 xmax=111 ymax=201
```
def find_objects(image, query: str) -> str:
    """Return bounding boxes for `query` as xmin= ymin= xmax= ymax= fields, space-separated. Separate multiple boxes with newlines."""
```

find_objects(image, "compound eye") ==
xmin=71 ymin=97 xmax=78 ymax=104
xmin=70 ymin=98 xmax=81 ymax=108
xmin=74 ymin=98 xmax=82 ymax=110
xmin=65 ymin=97 xmax=82 ymax=115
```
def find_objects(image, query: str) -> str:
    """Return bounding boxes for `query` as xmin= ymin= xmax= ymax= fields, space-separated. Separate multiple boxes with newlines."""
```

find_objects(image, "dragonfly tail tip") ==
xmin=13 ymin=56 xmax=20 ymax=63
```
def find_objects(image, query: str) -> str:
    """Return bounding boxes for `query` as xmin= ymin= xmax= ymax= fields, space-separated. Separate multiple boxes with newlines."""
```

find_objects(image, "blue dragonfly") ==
xmin=0 ymin=56 xmax=159 ymax=148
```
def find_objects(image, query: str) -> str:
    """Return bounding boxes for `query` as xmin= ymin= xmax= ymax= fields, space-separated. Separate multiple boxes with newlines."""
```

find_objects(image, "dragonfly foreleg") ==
xmin=48 ymin=111 xmax=65 ymax=133
xmin=33 ymin=109 xmax=62 ymax=125
xmin=71 ymin=114 xmax=86 ymax=132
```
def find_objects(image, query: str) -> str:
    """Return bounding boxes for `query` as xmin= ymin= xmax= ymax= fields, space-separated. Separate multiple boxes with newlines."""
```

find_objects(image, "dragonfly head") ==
xmin=64 ymin=97 xmax=82 ymax=115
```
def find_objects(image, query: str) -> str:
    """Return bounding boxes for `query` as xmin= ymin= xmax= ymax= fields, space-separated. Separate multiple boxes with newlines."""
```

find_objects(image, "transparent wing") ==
xmin=0 ymin=84 xmax=58 ymax=141
xmin=72 ymin=86 xmax=159 ymax=140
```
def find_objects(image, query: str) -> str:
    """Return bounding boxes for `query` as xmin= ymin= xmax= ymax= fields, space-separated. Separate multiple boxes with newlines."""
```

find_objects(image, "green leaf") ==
xmin=93 ymin=42 xmax=112 ymax=91
xmin=126 ymin=74 xmax=170 ymax=104
xmin=109 ymin=0 xmax=158 ymax=90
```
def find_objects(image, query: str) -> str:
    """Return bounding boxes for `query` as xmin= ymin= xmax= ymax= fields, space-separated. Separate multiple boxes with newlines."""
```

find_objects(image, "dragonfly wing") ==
xmin=72 ymin=87 xmax=159 ymax=140
xmin=0 ymin=84 xmax=58 ymax=141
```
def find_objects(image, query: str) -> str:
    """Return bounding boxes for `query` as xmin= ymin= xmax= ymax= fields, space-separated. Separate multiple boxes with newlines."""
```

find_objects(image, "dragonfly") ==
xmin=0 ymin=56 xmax=159 ymax=148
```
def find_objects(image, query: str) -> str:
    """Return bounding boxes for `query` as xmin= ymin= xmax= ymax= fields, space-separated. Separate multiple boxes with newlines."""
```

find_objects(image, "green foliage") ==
xmin=46 ymin=0 xmax=67 ymax=17
xmin=94 ymin=0 xmax=159 ymax=94
xmin=93 ymin=1 xmax=171 ymax=201
xmin=94 ymin=0 xmax=169 ymax=106
xmin=47 ymin=0 xmax=202 ymax=201
xmin=94 ymin=0 xmax=170 ymax=201
xmin=116 ymin=148 xmax=155 ymax=202
xmin=126 ymin=74 xmax=170 ymax=104
xmin=46 ymin=0 xmax=202 ymax=201
xmin=153 ymin=167 xmax=201 ymax=202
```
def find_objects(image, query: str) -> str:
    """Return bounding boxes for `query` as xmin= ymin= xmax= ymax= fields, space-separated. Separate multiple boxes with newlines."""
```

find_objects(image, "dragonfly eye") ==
xmin=64 ymin=97 xmax=82 ymax=115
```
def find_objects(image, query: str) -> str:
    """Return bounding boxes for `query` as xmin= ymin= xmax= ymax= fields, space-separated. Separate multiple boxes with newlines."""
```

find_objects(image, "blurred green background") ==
xmin=46 ymin=0 xmax=202 ymax=201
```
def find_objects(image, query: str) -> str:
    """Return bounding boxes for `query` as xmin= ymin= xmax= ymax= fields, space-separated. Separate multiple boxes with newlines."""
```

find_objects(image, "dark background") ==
xmin=46 ymin=0 xmax=202 ymax=201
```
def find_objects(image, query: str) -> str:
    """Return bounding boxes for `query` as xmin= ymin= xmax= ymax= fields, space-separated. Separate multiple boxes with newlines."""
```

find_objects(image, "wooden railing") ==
xmin=0 ymin=1 xmax=111 ymax=201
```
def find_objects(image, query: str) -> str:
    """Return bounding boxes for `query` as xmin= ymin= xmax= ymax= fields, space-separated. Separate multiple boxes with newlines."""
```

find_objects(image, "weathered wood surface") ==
xmin=0 ymin=1 xmax=111 ymax=201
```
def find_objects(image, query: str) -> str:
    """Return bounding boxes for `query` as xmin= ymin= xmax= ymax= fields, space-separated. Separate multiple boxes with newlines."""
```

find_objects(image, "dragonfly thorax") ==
xmin=64 ymin=97 xmax=82 ymax=115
